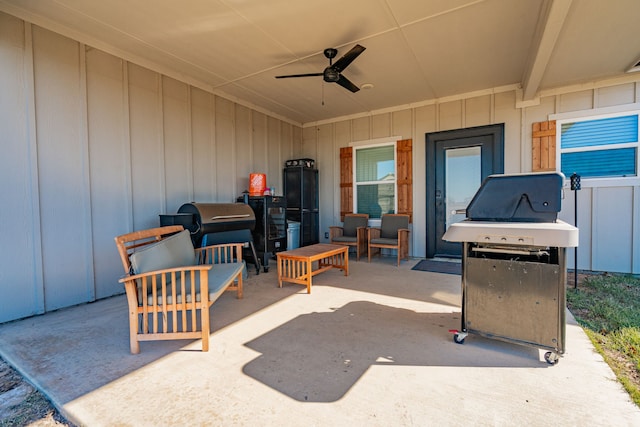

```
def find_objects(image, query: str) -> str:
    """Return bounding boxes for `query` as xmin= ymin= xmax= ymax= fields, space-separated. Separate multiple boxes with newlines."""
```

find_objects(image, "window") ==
xmin=559 ymin=112 xmax=639 ymax=179
xmin=354 ymin=143 xmax=396 ymax=219
xmin=339 ymin=139 xmax=411 ymax=223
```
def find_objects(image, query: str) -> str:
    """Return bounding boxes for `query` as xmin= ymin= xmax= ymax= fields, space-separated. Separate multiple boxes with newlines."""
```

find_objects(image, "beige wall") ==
xmin=0 ymin=13 xmax=301 ymax=322
xmin=1 ymin=11 xmax=639 ymax=322
xmin=303 ymin=84 xmax=640 ymax=274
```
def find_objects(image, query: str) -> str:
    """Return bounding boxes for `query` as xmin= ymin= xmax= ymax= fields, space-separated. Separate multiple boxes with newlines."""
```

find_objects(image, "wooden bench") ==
xmin=115 ymin=225 xmax=244 ymax=354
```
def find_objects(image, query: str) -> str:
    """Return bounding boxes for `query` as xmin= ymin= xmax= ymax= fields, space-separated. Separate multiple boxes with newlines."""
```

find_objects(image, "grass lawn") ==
xmin=566 ymin=273 xmax=640 ymax=408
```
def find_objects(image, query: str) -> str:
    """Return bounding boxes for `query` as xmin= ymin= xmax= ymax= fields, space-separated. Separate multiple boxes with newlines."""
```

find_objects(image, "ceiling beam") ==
xmin=522 ymin=0 xmax=573 ymax=101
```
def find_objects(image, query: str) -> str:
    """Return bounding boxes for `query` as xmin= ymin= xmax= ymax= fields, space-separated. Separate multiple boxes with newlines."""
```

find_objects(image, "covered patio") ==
xmin=0 ymin=259 xmax=638 ymax=426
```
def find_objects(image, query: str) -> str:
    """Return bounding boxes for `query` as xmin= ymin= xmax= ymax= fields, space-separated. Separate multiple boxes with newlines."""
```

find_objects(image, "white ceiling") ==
xmin=2 ymin=0 xmax=640 ymax=125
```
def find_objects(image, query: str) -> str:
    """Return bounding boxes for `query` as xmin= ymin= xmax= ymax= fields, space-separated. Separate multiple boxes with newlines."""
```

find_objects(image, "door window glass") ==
xmin=445 ymin=146 xmax=481 ymax=229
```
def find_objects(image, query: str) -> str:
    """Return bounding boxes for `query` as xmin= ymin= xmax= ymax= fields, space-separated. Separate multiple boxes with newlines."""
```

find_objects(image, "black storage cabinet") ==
xmin=283 ymin=164 xmax=319 ymax=247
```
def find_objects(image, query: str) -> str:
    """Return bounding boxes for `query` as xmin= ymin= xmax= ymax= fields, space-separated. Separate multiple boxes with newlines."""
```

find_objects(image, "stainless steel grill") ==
xmin=443 ymin=172 xmax=578 ymax=365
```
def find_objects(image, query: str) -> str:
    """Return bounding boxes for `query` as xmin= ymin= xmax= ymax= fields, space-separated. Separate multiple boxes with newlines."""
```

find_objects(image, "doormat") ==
xmin=411 ymin=259 xmax=461 ymax=275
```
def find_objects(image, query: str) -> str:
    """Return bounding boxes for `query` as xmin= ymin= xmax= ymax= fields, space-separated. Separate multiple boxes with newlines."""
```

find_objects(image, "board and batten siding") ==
xmin=0 ymin=13 xmax=301 ymax=323
xmin=304 ymin=87 xmax=640 ymax=275
xmin=1 ymin=10 xmax=640 ymax=323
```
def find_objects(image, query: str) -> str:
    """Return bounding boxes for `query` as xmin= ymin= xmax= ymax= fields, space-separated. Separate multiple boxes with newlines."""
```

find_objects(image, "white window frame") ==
xmin=350 ymin=138 xmax=398 ymax=226
xmin=552 ymin=105 xmax=640 ymax=188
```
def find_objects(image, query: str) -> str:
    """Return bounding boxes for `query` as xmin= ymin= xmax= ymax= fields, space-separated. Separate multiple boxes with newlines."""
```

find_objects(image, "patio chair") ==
xmin=368 ymin=214 xmax=410 ymax=266
xmin=329 ymin=213 xmax=369 ymax=261
xmin=115 ymin=225 xmax=244 ymax=354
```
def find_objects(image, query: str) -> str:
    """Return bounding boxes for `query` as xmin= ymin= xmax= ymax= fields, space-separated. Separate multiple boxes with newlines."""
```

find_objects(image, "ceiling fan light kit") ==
xmin=276 ymin=44 xmax=366 ymax=93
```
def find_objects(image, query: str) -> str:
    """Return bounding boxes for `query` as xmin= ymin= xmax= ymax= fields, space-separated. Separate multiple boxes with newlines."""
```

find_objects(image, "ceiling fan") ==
xmin=275 ymin=44 xmax=366 ymax=93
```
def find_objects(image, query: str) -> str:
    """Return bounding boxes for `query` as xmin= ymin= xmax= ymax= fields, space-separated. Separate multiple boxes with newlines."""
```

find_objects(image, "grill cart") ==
xmin=442 ymin=172 xmax=578 ymax=364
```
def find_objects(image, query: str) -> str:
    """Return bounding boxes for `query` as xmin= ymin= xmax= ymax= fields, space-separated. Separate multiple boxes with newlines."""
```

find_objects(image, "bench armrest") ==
xmin=196 ymin=243 xmax=244 ymax=265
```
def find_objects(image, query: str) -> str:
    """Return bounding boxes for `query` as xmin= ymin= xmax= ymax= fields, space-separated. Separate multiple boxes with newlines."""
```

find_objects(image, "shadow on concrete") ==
xmin=243 ymin=300 xmax=544 ymax=402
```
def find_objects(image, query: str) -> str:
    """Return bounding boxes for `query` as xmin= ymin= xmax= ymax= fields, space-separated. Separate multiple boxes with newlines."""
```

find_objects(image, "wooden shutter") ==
xmin=339 ymin=147 xmax=353 ymax=221
xmin=532 ymin=120 xmax=556 ymax=171
xmin=396 ymin=139 xmax=413 ymax=223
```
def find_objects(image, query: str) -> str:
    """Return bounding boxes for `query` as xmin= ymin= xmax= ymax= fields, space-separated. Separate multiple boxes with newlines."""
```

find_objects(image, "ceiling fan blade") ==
xmin=335 ymin=74 xmax=360 ymax=93
xmin=332 ymin=44 xmax=366 ymax=73
xmin=275 ymin=73 xmax=323 ymax=79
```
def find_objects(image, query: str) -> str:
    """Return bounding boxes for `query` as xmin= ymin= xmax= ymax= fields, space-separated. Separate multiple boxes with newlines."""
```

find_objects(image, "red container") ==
xmin=249 ymin=173 xmax=266 ymax=196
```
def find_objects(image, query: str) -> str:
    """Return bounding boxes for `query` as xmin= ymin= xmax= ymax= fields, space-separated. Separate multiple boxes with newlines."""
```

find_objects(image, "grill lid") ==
xmin=177 ymin=202 xmax=256 ymax=234
xmin=466 ymin=172 xmax=564 ymax=223
xmin=442 ymin=172 xmax=578 ymax=247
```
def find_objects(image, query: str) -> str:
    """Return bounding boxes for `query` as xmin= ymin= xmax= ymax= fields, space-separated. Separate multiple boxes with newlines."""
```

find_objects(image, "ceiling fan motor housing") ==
xmin=323 ymin=67 xmax=340 ymax=82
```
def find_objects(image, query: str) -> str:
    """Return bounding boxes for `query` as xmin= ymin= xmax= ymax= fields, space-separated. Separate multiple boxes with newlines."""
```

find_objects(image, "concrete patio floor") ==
xmin=1 ymin=257 xmax=639 ymax=426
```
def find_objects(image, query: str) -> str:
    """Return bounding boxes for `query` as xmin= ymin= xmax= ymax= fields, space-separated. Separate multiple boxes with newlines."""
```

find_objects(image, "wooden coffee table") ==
xmin=276 ymin=243 xmax=349 ymax=293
